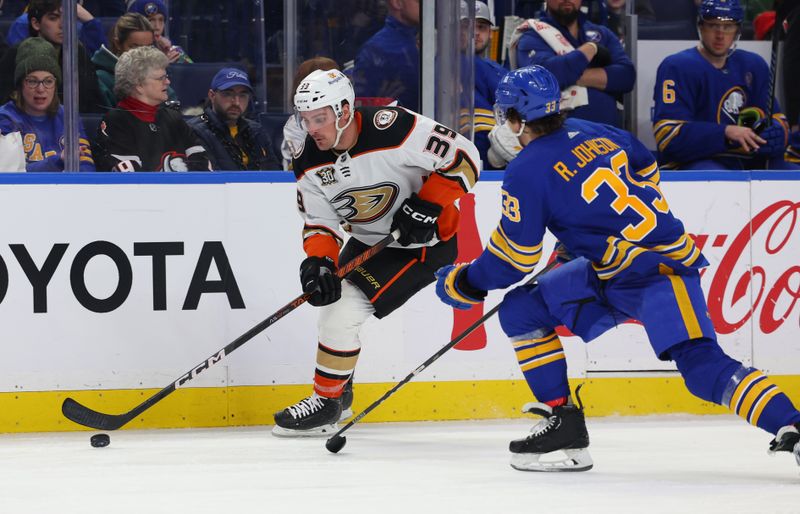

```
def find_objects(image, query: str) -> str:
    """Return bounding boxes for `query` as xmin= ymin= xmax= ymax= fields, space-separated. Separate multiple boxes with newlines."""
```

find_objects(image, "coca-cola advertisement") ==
xmin=580 ymin=179 xmax=800 ymax=375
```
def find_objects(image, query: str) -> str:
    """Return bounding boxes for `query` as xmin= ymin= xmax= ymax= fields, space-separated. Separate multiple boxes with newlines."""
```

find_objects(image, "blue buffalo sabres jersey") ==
xmin=0 ymin=102 xmax=94 ymax=172
xmin=652 ymin=47 xmax=779 ymax=167
xmin=467 ymin=118 xmax=707 ymax=290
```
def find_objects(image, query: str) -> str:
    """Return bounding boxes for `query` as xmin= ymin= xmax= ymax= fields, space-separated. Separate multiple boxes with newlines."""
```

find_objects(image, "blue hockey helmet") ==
xmin=494 ymin=65 xmax=561 ymax=125
xmin=698 ymin=0 xmax=744 ymax=24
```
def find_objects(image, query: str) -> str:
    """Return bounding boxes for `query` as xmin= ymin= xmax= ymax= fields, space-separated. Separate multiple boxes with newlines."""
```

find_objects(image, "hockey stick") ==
xmin=763 ymin=0 xmax=782 ymax=170
xmin=62 ymin=230 xmax=400 ymax=431
xmin=767 ymin=2 xmax=781 ymax=120
xmin=325 ymin=259 xmax=559 ymax=453
xmin=767 ymin=0 xmax=783 ymax=119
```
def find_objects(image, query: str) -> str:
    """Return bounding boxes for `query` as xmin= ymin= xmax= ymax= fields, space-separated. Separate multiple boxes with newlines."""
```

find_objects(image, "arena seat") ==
xmin=257 ymin=112 xmax=292 ymax=164
xmin=168 ymin=62 xmax=242 ymax=111
xmin=80 ymin=112 xmax=104 ymax=146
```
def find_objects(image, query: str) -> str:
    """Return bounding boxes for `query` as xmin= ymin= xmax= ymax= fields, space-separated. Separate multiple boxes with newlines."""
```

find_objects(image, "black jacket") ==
xmin=0 ymin=40 xmax=105 ymax=114
xmin=93 ymin=104 xmax=211 ymax=172
xmin=187 ymin=107 xmax=280 ymax=171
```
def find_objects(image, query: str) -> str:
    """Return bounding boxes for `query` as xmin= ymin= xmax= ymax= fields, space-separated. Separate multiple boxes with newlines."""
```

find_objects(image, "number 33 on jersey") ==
xmin=480 ymin=118 xmax=706 ymax=290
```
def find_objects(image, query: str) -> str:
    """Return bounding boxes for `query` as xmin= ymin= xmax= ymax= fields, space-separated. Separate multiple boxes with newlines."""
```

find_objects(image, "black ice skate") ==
xmin=509 ymin=387 xmax=593 ymax=472
xmin=769 ymin=422 xmax=800 ymax=467
xmin=272 ymin=393 xmax=342 ymax=437
xmin=339 ymin=376 xmax=354 ymax=422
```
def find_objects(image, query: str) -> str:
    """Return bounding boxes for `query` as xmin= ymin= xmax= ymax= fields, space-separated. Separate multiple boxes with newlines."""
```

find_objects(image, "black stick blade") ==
xmin=326 ymin=434 xmax=347 ymax=453
xmin=61 ymin=397 xmax=132 ymax=431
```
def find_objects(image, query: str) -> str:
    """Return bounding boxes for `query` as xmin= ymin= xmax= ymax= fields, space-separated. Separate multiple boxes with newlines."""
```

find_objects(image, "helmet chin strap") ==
xmin=331 ymin=103 xmax=355 ymax=150
xmin=513 ymin=120 xmax=526 ymax=138
xmin=332 ymin=113 xmax=353 ymax=149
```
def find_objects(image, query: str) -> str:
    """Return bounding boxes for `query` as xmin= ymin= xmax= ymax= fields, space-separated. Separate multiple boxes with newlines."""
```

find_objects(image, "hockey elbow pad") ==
xmin=435 ymin=264 xmax=487 ymax=310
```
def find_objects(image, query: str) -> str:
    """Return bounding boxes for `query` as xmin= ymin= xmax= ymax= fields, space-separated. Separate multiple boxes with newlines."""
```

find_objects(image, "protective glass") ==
xmin=296 ymin=107 xmax=336 ymax=132
xmin=494 ymin=103 xmax=512 ymax=126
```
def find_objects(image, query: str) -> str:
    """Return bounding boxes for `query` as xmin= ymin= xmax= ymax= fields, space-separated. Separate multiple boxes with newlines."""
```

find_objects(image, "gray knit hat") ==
xmin=14 ymin=37 xmax=62 ymax=86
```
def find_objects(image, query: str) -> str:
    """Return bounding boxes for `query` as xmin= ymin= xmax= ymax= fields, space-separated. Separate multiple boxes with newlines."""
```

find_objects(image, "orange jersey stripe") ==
xmin=370 ymin=258 xmax=418 ymax=303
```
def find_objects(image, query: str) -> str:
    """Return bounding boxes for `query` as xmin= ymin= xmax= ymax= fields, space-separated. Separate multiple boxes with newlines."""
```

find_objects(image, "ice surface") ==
xmin=0 ymin=415 xmax=796 ymax=514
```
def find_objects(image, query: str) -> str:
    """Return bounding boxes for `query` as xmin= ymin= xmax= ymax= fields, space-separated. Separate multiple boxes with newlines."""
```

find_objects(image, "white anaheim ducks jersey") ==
xmin=293 ymin=106 xmax=481 ymax=259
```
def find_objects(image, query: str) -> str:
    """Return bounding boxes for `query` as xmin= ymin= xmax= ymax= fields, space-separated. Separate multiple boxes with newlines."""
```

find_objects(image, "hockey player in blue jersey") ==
xmin=435 ymin=65 xmax=800 ymax=472
xmin=652 ymin=0 xmax=798 ymax=170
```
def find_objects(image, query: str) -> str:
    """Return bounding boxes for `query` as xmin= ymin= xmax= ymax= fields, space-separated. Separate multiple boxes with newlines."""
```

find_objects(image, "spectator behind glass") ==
xmin=92 ymin=46 xmax=209 ymax=171
xmin=0 ymin=37 xmax=95 ymax=171
xmin=511 ymin=0 xmax=636 ymax=128
xmin=652 ymin=0 xmax=798 ymax=170
xmin=6 ymin=0 xmax=107 ymax=55
xmin=281 ymin=56 xmax=340 ymax=169
xmin=352 ymin=0 xmax=420 ymax=110
xmin=187 ymin=67 xmax=280 ymax=171
xmin=464 ymin=1 xmax=509 ymax=170
xmin=0 ymin=0 xmax=105 ymax=113
xmin=91 ymin=12 xmax=176 ymax=108
xmin=127 ymin=0 xmax=193 ymax=64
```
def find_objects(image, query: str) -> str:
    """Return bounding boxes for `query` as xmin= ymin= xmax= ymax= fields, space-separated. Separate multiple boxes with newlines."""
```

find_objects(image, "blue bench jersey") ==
xmin=652 ymin=47 xmax=782 ymax=167
xmin=467 ymin=118 xmax=707 ymax=290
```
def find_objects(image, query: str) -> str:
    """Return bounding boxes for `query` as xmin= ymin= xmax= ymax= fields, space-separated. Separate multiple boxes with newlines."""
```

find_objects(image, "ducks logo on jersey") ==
xmin=331 ymin=182 xmax=399 ymax=223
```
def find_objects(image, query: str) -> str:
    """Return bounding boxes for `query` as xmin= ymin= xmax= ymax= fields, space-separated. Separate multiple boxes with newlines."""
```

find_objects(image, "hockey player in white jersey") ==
xmin=273 ymin=69 xmax=481 ymax=436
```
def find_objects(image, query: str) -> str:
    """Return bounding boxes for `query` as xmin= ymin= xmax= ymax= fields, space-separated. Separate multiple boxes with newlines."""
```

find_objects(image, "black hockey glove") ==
xmin=391 ymin=193 xmax=442 ymax=246
xmin=588 ymin=44 xmax=612 ymax=68
xmin=299 ymin=256 xmax=342 ymax=306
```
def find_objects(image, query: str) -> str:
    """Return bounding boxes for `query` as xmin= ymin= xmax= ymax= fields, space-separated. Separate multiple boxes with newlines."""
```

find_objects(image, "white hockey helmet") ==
xmin=294 ymin=68 xmax=355 ymax=120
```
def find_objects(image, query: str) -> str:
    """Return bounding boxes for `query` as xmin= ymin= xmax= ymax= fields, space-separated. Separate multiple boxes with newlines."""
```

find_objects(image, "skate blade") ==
xmin=271 ymin=423 xmax=338 ymax=438
xmin=510 ymin=448 xmax=594 ymax=472
xmin=339 ymin=408 xmax=353 ymax=422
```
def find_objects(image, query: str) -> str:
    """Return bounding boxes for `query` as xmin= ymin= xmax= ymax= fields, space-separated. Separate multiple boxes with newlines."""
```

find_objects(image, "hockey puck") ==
xmin=90 ymin=433 xmax=110 ymax=448
xmin=326 ymin=434 xmax=346 ymax=453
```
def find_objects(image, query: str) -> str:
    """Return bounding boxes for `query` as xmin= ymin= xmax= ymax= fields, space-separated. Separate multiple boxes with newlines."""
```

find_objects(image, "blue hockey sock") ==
xmin=670 ymin=338 xmax=800 ymax=434
xmin=721 ymin=366 xmax=800 ymax=435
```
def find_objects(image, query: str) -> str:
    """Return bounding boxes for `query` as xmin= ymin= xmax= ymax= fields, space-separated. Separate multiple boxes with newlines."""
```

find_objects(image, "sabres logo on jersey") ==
xmin=718 ymin=86 xmax=746 ymax=123
xmin=331 ymin=182 xmax=399 ymax=223
xmin=585 ymin=30 xmax=601 ymax=42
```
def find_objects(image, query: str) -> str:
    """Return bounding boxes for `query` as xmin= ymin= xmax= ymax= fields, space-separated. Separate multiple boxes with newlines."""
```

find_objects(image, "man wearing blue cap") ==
xmin=188 ymin=67 xmax=280 ymax=171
